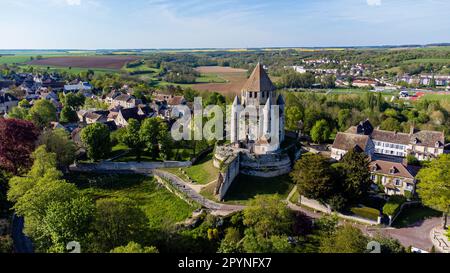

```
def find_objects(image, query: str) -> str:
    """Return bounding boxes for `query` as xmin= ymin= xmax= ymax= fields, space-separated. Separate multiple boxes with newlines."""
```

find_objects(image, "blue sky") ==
xmin=1 ymin=0 xmax=450 ymax=49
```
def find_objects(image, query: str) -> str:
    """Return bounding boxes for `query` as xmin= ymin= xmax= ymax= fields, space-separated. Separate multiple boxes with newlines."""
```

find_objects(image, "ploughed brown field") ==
xmin=28 ymin=56 xmax=141 ymax=70
xmin=193 ymin=66 xmax=248 ymax=96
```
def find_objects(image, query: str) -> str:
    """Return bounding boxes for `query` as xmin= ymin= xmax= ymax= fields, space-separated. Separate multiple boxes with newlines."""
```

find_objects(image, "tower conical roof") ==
xmin=241 ymin=63 xmax=276 ymax=93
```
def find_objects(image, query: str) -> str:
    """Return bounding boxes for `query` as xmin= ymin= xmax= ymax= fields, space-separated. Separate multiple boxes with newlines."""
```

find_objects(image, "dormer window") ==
xmin=435 ymin=141 xmax=442 ymax=148
xmin=389 ymin=167 xmax=397 ymax=174
xmin=412 ymin=138 xmax=419 ymax=145
xmin=372 ymin=164 xmax=379 ymax=172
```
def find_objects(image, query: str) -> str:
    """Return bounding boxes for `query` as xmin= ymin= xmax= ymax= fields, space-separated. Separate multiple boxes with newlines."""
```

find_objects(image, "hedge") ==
xmin=383 ymin=196 xmax=407 ymax=216
xmin=350 ymin=206 xmax=381 ymax=221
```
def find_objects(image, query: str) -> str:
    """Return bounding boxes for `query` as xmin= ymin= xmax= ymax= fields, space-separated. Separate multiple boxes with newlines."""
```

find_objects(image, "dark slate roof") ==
xmin=0 ymin=93 xmax=19 ymax=104
xmin=241 ymin=63 xmax=276 ymax=93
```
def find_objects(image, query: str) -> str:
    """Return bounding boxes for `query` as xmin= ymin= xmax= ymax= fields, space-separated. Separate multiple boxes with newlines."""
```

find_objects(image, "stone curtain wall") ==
xmin=70 ymin=161 xmax=192 ymax=173
xmin=216 ymin=154 xmax=240 ymax=201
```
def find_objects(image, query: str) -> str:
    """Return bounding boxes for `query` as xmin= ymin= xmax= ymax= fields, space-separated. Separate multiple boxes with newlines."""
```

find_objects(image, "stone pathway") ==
xmin=152 ymin=170 xmax=244 ymax=216
xmin=430 ymin=227 xmax=450 ymax=253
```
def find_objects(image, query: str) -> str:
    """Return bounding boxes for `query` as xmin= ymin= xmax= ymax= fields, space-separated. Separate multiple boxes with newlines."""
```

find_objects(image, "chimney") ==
xmin=410 ymin=125 xmax=415 ymax=135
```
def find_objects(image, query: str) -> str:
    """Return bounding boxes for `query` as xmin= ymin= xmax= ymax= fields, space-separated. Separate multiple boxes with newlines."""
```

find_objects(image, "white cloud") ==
xmin=367 ymin=0 xmax=382 ymax=6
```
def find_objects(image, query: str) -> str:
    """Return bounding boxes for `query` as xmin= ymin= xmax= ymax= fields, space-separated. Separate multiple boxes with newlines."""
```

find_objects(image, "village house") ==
xmin=64 ymin=81 xmax=93 ymax=93
xmin=331 ymin=132 xmax=375 ymax=160
xmin=369 ymin=160 xmax=418 ymax=197
xmin=0 ymin=93 xmax=19 ymax=114
xmin=104 ymin=91 xmax=142 ymax=108
xmin=352 ymin=79 xmax=378 ymax=88
xmin=77 ymin=110 xmax=109 ymax=124
xmin=114 ymin=106 xmax=154 ymax=127
xmin=344 ymin=120 xmax=445 ymax=161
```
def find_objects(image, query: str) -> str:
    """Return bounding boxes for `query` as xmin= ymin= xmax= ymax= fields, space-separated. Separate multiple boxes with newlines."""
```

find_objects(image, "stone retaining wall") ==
xmin=70 ymin=161 xmax=192 ymax=173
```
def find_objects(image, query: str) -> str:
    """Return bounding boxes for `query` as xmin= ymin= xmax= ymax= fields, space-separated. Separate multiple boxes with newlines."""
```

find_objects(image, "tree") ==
xmin=8 ymin=106 xmax=29 ymax=120
xmin=337 ymin=109 xmax=351 ymax=131
xmin=38 ymin=129 xmax=76 ymax=170
xmin=290 ymin=154 xmax=335 ymax=201
xmin=319 ymin=225 xmax=368 ymax=253
xmin=61 ymin=92 xmax=85 ymax=110
xmin=140 ymin=118 xmax=161 ymax=159
xmin=379 ymin=117 xmax=401 ymax=132
xmin=92 ymin=198 xmax=149 ymax=252
xmin=121 ymin=119 xmax=143 ymax=161
xmin=60 ymin=106 xmax=78 ymax=124
xmin=285 ymin=106 xmax=303 ymax=132
xmin=43 ymin=196 xmax=94 ymax=252
xmin=218 ymin=227 xmax=242 ymax=253
xmin=158 ymin=121 xmax=173 ymax=160
xmin=310 ymin=119 xmax=331 ymax=143
xmin=0 ymin=118 xmax=39 ymax=174
xmin=243 ymin=195 xmax=293 ymax=238
xmin=372 ymin=234 xmax=405 ymax=253
xmin=110 ymin=242 xmax=159 ymax=253
xmin=28 ymin=99 xmax=57 ymax=128
xmin=416 ymin=154 xmax=450 ymax=229
xmin=81 ymin=123 xmax=111 ymax=161
xmin=338 ymin=149 xmax=372 ymax=203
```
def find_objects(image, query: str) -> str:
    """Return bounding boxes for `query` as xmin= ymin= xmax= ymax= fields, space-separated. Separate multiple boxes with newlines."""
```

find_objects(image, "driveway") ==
xmin=366 ymin=217 xmax=442 ymax=251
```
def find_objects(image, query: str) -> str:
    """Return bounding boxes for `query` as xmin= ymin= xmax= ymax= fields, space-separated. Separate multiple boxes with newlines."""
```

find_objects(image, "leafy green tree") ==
xmin=319 ymin=225 xmax=368 ymax=253
xmin=60 ymin=106 xmax=78 ymax=124
xmin=243 ymin=195 xmax=293 ymax=238
xmin=140 ymin=118 xmax=161 ymax=159
xmin=218 ymin=227 xmax=242 ymax=253
xmin=81 ymin=123 xmax=111 ymax=161
xmin=38 ymin=129 xmax=76 ymax=170
xmin=338 ymin=149 xmax=372 ymax=203
xmin=28 ymin=99 xmax=57 ymax=128
xmin=92 ymin=198 xmax=149 ymax=252
xmin=337 ymin=109 xmax=351 ymax=131
xmin=310 ymin=119 xmax=331 ymax=143
xmin=416 ymin=154 xmax=450 ymax=229
xmin=0 ymin=236 xmax=13 ymax=253
xmin=43 ymin=196 xmax=94 ymax=252
xmin=379 ymin=117 xmax=401 ymax=132
xmin=183 ymin=88 xmax=199 ymax=103
xmin=8 ymin=106 xmax=29 ymax=120
xmin=120 ymin=119 xmax=143 ymax=161
xmin=158 ymin=121 xmax=173 ymax=160
xmin=61 ymin=92 xmax=85 ymax=110
xmin=242 ymin=228 xmax=294 ymax=253
xmin=110 ymin=242 xmax=159 ymax=253
xmin=8 ymin=146 xmax=85 ymax=252
xmin=285 ymin=106 xmax=303 ymax=132
xmin=290 ymin=154 xmax=335 ymax=201
xmin=372 ymin=234 xmax=405 ymax=253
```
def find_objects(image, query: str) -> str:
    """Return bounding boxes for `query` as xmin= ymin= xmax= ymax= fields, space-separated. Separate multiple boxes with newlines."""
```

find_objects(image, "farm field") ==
xmin=191 ymin=66 xmax=249 ymax=96
xmin=19 ymin=64 xmax=117 ymax=75
xmin=27 ymin=55 xmax=141 ymax=70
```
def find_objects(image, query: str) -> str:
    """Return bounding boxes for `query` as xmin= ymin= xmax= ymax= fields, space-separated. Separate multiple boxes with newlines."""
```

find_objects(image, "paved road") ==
xmin=11 ymin=215 xmax=33 ymax=253
xmin=366 ymin=217 xmax=442 ymax=251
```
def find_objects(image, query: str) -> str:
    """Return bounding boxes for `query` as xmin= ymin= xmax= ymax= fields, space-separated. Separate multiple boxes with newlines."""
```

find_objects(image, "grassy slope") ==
xmin=68 ymin=173 xmax=196 ymax=229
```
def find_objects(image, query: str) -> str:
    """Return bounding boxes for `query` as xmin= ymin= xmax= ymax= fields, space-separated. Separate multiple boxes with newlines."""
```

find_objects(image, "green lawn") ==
xmin=19 ymin=65 xmax=117 ymax=75
xmin=392 ymin=205 xmax=442 ymax=228
xmin=221 ymin=174 xmax=295 ymax=205
xmin=67 ymin=173 xmax=196 ymax=229
xmin=166 ymin=153 xmax=218 ymax=185
xmin=0 ymin=55 xmax=34 ymax=65
xmin=421 ymin=94 xmax=450 ymax=102
xmin=404 ymin=58 xmax=450 ymax=64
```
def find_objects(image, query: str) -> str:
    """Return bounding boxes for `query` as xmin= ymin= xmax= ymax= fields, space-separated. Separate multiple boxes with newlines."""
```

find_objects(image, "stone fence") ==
xmin=299 ymin=195 xmax=380 ymax=226
xmin=70 ymin=161 xmax=192 ymax=173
